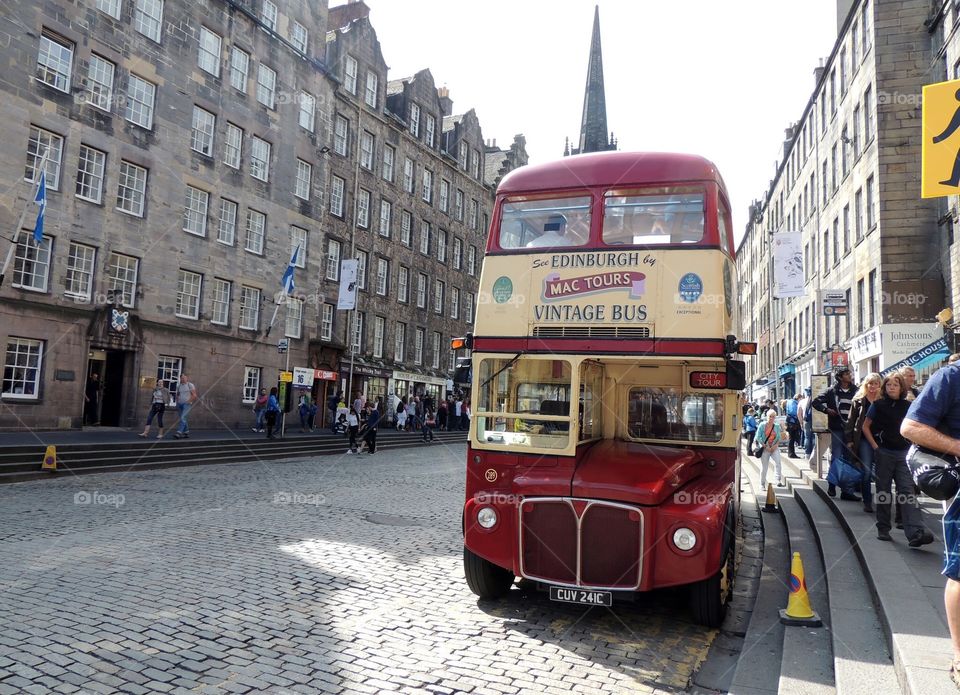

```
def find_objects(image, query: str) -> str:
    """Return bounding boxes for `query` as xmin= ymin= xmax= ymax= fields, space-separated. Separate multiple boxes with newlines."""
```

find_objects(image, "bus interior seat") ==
xmin=539 ymin=400 xmax=570 ymax=432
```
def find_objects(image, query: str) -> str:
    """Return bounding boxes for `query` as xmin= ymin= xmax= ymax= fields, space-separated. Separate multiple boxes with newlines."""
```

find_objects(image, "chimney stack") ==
xmin=437 ymin=86 xmax=453 ymax=116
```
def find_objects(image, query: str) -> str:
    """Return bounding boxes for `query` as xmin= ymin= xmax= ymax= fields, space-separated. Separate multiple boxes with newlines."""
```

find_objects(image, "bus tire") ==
xmin=463 ymin=546 xmax=514 ymax=599
xmin=690 ymin=533 xmax=735 ymax=628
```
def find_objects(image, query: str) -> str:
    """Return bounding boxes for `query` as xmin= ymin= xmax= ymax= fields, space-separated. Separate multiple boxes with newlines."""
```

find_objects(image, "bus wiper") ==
xmin=480 ymin=352 xmax=524 ymax=390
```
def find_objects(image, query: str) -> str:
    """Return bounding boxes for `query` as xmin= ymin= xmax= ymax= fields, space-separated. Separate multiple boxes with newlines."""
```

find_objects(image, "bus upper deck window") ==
xmin=603 ymin=188 xmax=705 ymax=246
xmin=498 ymin=196 xmax=591 ymax=250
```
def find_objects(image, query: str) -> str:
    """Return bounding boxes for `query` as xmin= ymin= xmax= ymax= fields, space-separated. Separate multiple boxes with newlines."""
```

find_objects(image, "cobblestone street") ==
xmin=0 ymin=443 xmax=716 ymax=695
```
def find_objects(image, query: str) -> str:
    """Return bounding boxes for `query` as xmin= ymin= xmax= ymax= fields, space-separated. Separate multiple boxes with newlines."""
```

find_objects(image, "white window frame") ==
xmin=37 ymin=32 xmax=73 ymax=92
xmin=419 ymin=220 xmax=430 ymax=255
xmin=360 ymin=130 xmax=374 ymax=170
xmin=439 ymin=179 xmax=449 ymax=212
xmin=218 ymin=198 xmax=237 ymax=246
xmin=379 ymin=200 xmax=392 ymax=237
xmin=437 ymin=229 xmax=447 ymax=263
xmin=290 ymin=226 xmax=307 ymax=268
xmin=65 ymin=242 xmax=96 ymax=300
xmin=373 ymin=316 xmax=385 ymax=358
xmin=26 ymin=126 xmax=64 ymax=190
xmin=229 ymin=47 xmax=249 ymax=93
xmin=183 ymin=186 xmax=209 ymax=237
xmin=382 ymin=144 xmax=395 ymax=181
xmin=244 ymin=208 xmax=266 ymax=255
xmin=256 ymin=64 xmax=276 ymax=109
xmin=299 ymin=91 xmax=315 ymax=132
xmin=421 ymin=169 xmax=433 ymax=203
xmin=434 ymin=279 xmax=444 ymax=315
xmin=431 ymin=331 xmax=441 ymax=369
xmin=398 ymin=265 xmax=409 ymax=303
xmin=116 ymin=160 xmax=147 ymax=217
xmin=425 ymin=114 xmax=436 ymax=148
xmin=261 ymin=0 xmax=277 ymax=30
xmin=395 ymin=323 xmax=406 ymax=362
xmin=326 ymin=239 xmax=341 ymax=281
xmin=465 ymin=293 xmax=474 ymax=324
xmin=357 ymin=189 xmax=370 ymax=228
xmin=416 ymin=273 xmax=427 ymax=309
xmin=453 ymin=237 xmax=462 ymax=270
xmin=3 ymin=338 xmax=44 ymax=400
xmin=344 ymin=55 xmax=358 ymax=94
xmin=176 ymin=269 xmax=202 ymax=320
xmin=334 ymin=115 xmax=349 ymax=156
xmin=75 ymin=144 xmax=106 ymax=203
xmin=211 ymin=277 xmax=231 ymax=325
xmin=414 ymin=328 xmax=424 ymax=365
xmin=400 ymin=211 xmax=412 ymax=246
xmin=472 ymin=148 xmax=481 ymax=179
xmin=330 ymin=175 xmax=345 ymax=216
xmin=376 ymin=258 xmax=388 ymax=296
xmin=455 ymin=189 xmax=464 ymax=221
xmin=239 ymin=286 xmax=261 ymax=331
xmin=409 ymin=102 xmax=420 ymax=137
xmin=290 ymin=21 xmax=308 ymax=54
xmin=125 ymin=73 xmax=156 ymax=129
xmin=96 ymin=0 xmax=121 ymax=19
xmin=364 ymin=71 xmax=378 ymax=108
xmin=467 ymin=245 xmax=477 ymax=276
xmin=224 ymin=123 xmax=242 ymax=169
xmin=320 ymin=304 xmax=334 ymax=341
xmin=352 ymin=312 xmax=364 ymax=352
xmin=356 ymin=250 xmax=368 ymax=290
xmin=403 ymin=158 xmax=414 ymax=193
xmin=190 ymin=106 xmax=216 ymax=156
xmin=285 ymin=297 xmax=303 ymax=339
xmin=198 ymin=27 xmax=221 ymax=77
xmin=133 ymin=0 xmax=164 ymax=42
xmin=107 ymin=252 xmax=139 ymax=308
xmin=295 ymin=159 xmax=312 ymax=200
xmin=249 ymin=136 xmax=271 ymax=181
xmin=85 ymin=54 xmax=115 ymax=111
xmin=242 ymin=366 xmax=260 ymax=403
xmin=451 ymin=287 xmax=460 ymax=319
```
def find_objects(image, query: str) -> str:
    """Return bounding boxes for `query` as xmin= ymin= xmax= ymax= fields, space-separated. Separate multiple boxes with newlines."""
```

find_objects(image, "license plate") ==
xmin=549 ymin=586 xmax=612 ymax=607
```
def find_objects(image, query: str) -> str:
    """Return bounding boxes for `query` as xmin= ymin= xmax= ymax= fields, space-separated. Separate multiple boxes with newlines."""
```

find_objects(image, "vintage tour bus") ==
xmin=458 ymin=151 xmax=754 ymax=627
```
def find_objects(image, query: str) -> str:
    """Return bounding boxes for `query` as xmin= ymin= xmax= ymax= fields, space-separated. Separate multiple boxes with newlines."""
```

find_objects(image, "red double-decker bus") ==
xmin=459 ymin=151 xmax=753 ymax=627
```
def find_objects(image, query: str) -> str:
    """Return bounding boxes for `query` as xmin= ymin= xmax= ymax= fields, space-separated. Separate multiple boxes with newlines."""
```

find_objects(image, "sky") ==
xmin=357 ymin=0 xmax=839 ymax=243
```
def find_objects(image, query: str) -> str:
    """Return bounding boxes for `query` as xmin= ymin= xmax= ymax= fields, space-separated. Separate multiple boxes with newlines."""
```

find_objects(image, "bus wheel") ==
xmin=690 ymin=541 xmax=734 ymax=628
xmin=463 ymin=546 xmax=514 ymax=599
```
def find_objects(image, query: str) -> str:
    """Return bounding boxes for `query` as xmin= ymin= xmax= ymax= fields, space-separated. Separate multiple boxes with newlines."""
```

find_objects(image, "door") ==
xmin=99 ymin=350 xmax=126 ymax=426
xmin=84 ymin=355 xmax=106 ymax=425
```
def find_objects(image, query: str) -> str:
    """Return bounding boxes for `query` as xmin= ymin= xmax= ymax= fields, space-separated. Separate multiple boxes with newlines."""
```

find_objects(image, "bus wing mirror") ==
xmin=726 ymin=360 xmax=746 ymax=391
xmin=451 ymin=333 xmax=474 ymax=350
xmin=737 ymin=342 xmax=757 ymax=355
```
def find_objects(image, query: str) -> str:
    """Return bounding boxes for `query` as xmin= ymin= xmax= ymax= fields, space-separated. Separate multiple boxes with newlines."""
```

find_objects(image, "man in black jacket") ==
xmin=812 ymin=366 xmax=860 ymax=500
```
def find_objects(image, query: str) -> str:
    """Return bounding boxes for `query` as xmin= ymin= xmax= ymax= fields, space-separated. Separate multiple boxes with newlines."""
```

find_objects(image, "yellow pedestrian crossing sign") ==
xmin=922 ymin=79 xmax=960 ymax=198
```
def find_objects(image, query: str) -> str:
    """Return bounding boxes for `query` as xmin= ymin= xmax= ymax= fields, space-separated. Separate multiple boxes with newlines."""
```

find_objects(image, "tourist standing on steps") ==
xmin=173 ymin=375 xmax=198 ymax=439
xmin=845 ymin=373 xmax=882 ymax=513
xmin=812 ymin=366 xmax=860 ymax=500
xmin=264 ymin=387 xmax=281 ymax=439
xmin=900 ymin=361 xmax=960 ymax=686
xmin=362 ymin=403 xmax=380 ymax=454
xmin=863 ymin=373 xmax=932 ymax=547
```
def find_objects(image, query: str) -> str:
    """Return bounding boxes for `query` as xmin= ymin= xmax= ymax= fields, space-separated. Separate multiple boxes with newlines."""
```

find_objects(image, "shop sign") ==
xmin=279 ymin=371 xmax=293 ymax=383
xmin=849 ymin=326 xmax=882 ymax=363
xmin=880 ymin=323 xmax=942 ymax=367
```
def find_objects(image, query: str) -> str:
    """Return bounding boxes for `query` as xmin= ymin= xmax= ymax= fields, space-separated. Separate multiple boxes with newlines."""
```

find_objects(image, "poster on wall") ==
xmin=773 ymin=231 xmax=804 ymax=298
xmin=810 ymin=374 xmax=830 ymax=433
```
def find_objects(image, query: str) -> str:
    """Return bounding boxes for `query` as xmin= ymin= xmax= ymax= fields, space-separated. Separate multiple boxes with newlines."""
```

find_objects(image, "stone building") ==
xmin=736 ymin=0 xmax=945 ymax=401
xmin=0 ymin=0 xmax=526 ymax=430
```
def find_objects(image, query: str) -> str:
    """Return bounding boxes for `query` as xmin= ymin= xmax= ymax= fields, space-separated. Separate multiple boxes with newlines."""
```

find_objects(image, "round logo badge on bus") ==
xmin=678 ymin=273 xmax=703 ymax=303
xmin=492 ymin=276 xmax=513 ymax=304
xmin=484 ymin=468 xmax=498 ymax=482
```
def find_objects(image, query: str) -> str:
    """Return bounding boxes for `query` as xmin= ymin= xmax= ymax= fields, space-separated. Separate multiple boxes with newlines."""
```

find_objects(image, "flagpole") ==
xmin=0 ymin=150 xmax=49 ymax=288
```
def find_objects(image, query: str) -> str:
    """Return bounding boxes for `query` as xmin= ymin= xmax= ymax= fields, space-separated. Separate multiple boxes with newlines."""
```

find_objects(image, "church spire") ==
xmin=568 ymin=6 xmax=615 ymax=156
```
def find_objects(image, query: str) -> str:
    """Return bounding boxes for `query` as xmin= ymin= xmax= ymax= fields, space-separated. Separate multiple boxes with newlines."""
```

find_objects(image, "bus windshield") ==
xmin=603 ymin=187 xmax=704 ymax=246
xmin=498 ymin=196 xmax=591 ymax=250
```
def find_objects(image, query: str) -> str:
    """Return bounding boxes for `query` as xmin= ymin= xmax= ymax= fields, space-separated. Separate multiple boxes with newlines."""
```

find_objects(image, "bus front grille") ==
xmin=519 ymin=498 xmax=643 ymax=590
xmin=532 ymin=325 xmax=653 ymax=339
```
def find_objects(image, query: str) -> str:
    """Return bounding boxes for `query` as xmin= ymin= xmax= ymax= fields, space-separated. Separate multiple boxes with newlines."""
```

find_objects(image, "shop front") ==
xmin=777 ymin=363 xmax=796 ymax=400
xmin=391 ymin=370 xmax=448 ymax=410
xmin=340 ymin=362 xmax=393 ymax=412
xmin=848 ymin=325 xmax=882 ymax=381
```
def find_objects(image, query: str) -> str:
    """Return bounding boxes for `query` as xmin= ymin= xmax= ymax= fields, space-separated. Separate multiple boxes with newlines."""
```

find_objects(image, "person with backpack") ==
xmin=812 ymin=366 xmax=860 ymax=500
xmin=753 ymin=408 xmax=783 ymax=490
xmin=784 ymin=393 xmax=802 ymax=458
xmin=264 ymin=387 xmax=281 ymax=440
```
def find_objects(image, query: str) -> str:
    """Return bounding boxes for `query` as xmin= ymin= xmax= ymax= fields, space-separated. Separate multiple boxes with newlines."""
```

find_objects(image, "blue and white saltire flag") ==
xmin=281 ymin=245 xmax=300 ymax=295
xmin=33 ymin=171 xmax=46 ymax=244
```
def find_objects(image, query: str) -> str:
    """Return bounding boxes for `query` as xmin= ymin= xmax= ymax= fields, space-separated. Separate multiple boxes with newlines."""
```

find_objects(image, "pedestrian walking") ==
xmin=753 ymin=409 xmax=783 ymax=489
xmin=346 ymin=407 xmax=360 ymax=453
xmin=785 ymin=393 xmax=802 ymax=458
xmin=812 ymin=366 xmax=860 ymax=500
xmin=862 ymin=374 xmax=932 ymax=546
xmin=798 ymin=387 xmax=815 ymax=458
xmin=253 ymin=388 xmax=268 ymax=432
xmin=454 ymin=397 xmax=463 ymax=430
xmin=422 ymin=407 xmax=436 ymax=442
xmin=396 ymin=397 xmax=407 ymax=431
xmin=900 ymin=361 xmax=960 ymax=685
xmin=742 ymin=407 xmax=758 ymax=447
xmin=83 ymin=372 xmax=100 ymax=425
xmin=264 ymin=387 xmax=281 ymax=439
xmin=845 ymin=373 xmax=882 ymax=513
xmin=173 ymin=374 xmax=198 ymax=439
xmin=362 ymin=403 xmax=380 ymax=454
xmin=139 ymin=379 xmax=168 ymax=439
xmin=437 ymin=398 xmax=448 ymax=431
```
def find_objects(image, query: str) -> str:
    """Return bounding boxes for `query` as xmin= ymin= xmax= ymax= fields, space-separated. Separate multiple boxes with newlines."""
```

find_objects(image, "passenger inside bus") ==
xmin=526 ymin=214 xmax=574 ymax=248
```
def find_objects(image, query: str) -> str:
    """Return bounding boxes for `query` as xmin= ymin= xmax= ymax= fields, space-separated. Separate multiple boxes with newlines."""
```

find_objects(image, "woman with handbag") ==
xmin=752 ymin=409 xmax=783 ymax=490
xmin=846 ymin=373 xmax=882 ymax=512
xmin=862 ymin=374 xmax=933 ymax=546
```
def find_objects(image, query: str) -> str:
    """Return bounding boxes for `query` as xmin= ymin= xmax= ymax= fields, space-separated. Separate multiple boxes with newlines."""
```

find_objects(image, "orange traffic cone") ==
xmin=41 ymin=445 xmax=57 ymax=472
xmin=779 ymin=551 xmax=822 ymax=626
xmin=762 ymin=483 xmax=778 ymax=513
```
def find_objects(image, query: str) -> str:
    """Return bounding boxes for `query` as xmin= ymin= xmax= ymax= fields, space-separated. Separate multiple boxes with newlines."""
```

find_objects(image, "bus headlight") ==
xmin=673 ymin=527 xmax=697 ymax=551
xmin=477 ymin=507 xmax=498 ymax=529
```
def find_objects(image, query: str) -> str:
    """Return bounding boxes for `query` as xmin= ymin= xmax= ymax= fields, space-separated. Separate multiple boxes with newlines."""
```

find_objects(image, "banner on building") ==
xmin=880 ymin=336 xmax=951 ymax=377
xmin=337 ymin=259 xmax=358 ymax=310
xmin=772 ymin=231 xmax=804 ymax=298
